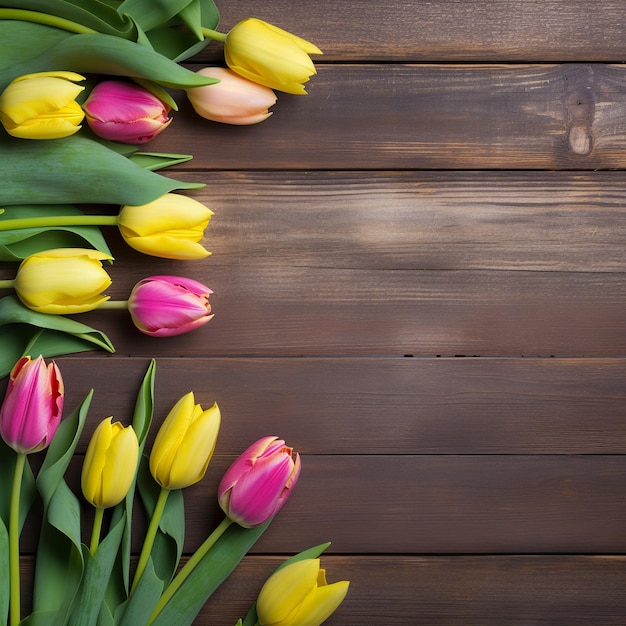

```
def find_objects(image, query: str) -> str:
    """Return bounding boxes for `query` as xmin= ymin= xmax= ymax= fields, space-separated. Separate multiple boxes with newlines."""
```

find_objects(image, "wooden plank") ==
xmin=151 ymin=64 xmax=626 ymax=170
xmin=52 ymin=356 xmax=626 ymax=455
xmin=204 ymin=555 xmax=626 ymax=625
xmin=194 ymin=0 xmax=626 ymax=62
xmin=19 ymin=454 xmax=626 ymax=554
xmin=20 ymin=555 xmax=626 ymax=624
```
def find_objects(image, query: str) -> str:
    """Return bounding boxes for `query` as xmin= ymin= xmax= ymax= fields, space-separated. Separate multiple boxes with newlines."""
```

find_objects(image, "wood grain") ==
xmin=195 ymin=0 xmax=626 ymax=62
xmin=149 ymin=64 xmax=626 ymax=170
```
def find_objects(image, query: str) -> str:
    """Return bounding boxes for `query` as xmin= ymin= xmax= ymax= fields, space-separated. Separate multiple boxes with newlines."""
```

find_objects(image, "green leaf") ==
xmin=0 ymin=296 xmax=115 ymax=378
xmin=128 ymin=152 xmax=193 ymax=171
xmin=0 ymin=0 xmax=138 ymax=39
xmin=0 ymin=134 xmax=203 ymax=207
xmin=32 ymin=480 xmax=85 ymax=619
xmin=104 ymin=360 xmax=156 ymax=613
xmin=68 ymin=513 xmax=127 ymax=626
xmin=116 ymin=0 xmax=196 ymax=33
xmin=32 ymin=392 xmax=93 ymax=616
xmin=116 ymin=557 xmax=164 ymax=626
xmin=0 ymin=205 xmax=111 ymax=261
xmin=240 ymin=543 xmax=333 ymax=626
xmin=37 ymin=390 xmax=92 ymax=509
xmin=150 ymin=521 xmax=271 ymax=626
xmin=136 ymin=458 xmax=185 ymax=583
xmin=0 ymin=20 xmax=71 ymax=68
xmin=0 ymin=32 xmax=218 ymax=91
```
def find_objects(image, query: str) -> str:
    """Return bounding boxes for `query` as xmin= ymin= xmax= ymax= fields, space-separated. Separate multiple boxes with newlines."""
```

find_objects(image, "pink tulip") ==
xmin=0 ymin=356 xmax=64 ymax=454
xmin=218 ymin=436 xmax=301 ymax=528
xmin=187 ymin=67 xmax=277 ymax=125
xmin=82 ymin=80 xmax=172 ymax=144
xmin=128 ymin=275 xmax=214 ymax=337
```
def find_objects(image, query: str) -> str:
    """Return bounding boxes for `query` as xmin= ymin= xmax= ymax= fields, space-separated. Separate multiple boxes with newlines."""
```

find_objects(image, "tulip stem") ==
xmin=131 ymin=487 xmax=170 ymax=595
xmin=0 ymin=9 xmax=97 ymax=34
xmin=0 ymin=279 xmax=15 ymax=289
xmin=9 ymin=453 xmax=26 ymax=626
xmin=0 ymin=215 xmax=120 ymax=231
xmin=201 ymin=27 xmax=227 ymax=42
xmin=147 ymin=516 xmax=234 ymax=624
xmin=89 ymin=507 xmax=105 ymax=555
xmin=97 ymin=300 xmax=129 ymax=310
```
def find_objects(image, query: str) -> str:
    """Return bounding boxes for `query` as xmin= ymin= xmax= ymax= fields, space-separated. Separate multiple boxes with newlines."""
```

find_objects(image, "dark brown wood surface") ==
xmin=5 ymin=1 xmax=626 ymax=624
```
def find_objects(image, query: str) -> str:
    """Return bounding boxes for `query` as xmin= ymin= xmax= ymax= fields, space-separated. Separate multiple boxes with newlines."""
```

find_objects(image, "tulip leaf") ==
xmin=116 ymin=557 xmax=164 ymax=626
xmin=0 ymin=204 xmax=111 ymax=261
xmin=0 ymin=32 xmax=218 ymax=92
xmin=32 ymin=392 xmax=92 ymax=617
xmin=0 ymin=20 xmax=71 ymax=68
xmin=150 ymin=520 xmax=271 ymax=626
xmin=239 ymin=542 xmax=333 ymax=626
xmin=32 ymin=480 xmax=85 ymax=620
xmin=105 ymin=360 xmax=156 ymax=614
xmin=136 ymin=458 xmax=185 ymax=583
xmin=67 ymin=513 xmax=127 ymax=626
xmin=0 ymin=134 xmax=203 ymax=207
xmin=116 ymin=0 xmax=196 ymax=33
xmin=0 ymin=296 xmax=115 ymax=379
xmin=0 ymin=0 xmax=138 ymax=39
xmin=129 ymin=152 xmax=194 ymax=171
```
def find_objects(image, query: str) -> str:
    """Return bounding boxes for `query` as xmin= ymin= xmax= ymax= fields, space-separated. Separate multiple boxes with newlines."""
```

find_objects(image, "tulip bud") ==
xmin=82 ymin=80 xmax=172 ymax=144
xmin=218 ymin=436 xmax=301 ymax=528
xmin=187 ymin=67 xmax=277 ymax=125
xmin=0 ymin=71 xmax=85 ymax=139
xmin=127 ymin=275 xmax=214 ymax=337
xmin=0 ymin=356 xmax=64 ymax=454
xmin=81 ymin=417 xmax=139 ymax=509
xmin=256 ymin=558 xmax=349 ymax=626
xmin=118 ymin=193 xmax=213 ymax=259
xmin=14 ymin=248 xmax=112 ymax=314
xmin=149 ymin=392 xmax=221 ymax=490
xmin=224 ymin=18 xmax=322 ymax=95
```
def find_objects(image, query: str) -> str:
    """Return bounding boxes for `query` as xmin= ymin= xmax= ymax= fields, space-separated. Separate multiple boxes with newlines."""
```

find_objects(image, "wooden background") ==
xmin=7 ymin=0 xmax=626 ymax=623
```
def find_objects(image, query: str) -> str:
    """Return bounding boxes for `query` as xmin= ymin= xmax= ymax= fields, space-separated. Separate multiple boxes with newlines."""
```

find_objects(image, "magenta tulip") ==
xmin=82 ymin=80 xmax=172 ymax=144
xmin=127 ymin=275 xmax=214 ymax=337
xmin=0 ymin=356 xmax=64 ymax=454
xmin=218 ymin=436 xmax=301 ymax=528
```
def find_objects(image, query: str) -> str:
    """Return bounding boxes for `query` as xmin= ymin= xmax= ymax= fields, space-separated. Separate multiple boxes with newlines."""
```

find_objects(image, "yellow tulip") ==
xmin=81 ymin=417 xmax=139 ymax=509
xmin=118 ymin=193 xmax=213 ymax=259
xmin=149 ymin=392 xmax=220 ymax=490
xmin=0 ymin=71 xmax=85 ymax=139
xmin=14 ymin=248 xmax=112 ymax=314
xmin=257 ymin=558 xmax=349 ymax=626
xmin=224 ymin=18 xmax=322 ymax=95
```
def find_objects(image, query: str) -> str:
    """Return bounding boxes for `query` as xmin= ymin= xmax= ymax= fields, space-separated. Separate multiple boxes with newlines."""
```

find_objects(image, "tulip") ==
xmin=132 ymin=392 xmax=220 ymax=593
xmin=256 ymin=558 xmax=349 ymax=626
xmin=0 ymin=71 xmax=85 ymax=139
xmin=118 ymin=193 xmax=213 ymax=259
xmin=0 ymin=355 xmax=64 ymax=454
xmin=149 ymin=392 xmax=221 ymax=490
xmin=82 ymin=80 xmax=172 ymax=144
xmin=218 ymin=435 xmax=301 ymax=528
xmin=222 ymin=18 xmax=322 ymax=95
xmin=14 ymin=248 xmax=112 ymax=314
xmin=81 ymin=417 xmax=139 ymax=509
xmin=187 ymin=67 xmax=277 ymax=125
xmin=127 ymin=275 xmax=213 ymax=337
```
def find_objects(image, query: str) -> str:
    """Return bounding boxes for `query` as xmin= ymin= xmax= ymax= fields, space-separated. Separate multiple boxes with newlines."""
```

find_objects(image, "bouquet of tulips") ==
xmin=0 ymin=356 xmax=349 ymax=625
xmin=0 ymin=0 xmax=322 ymax=375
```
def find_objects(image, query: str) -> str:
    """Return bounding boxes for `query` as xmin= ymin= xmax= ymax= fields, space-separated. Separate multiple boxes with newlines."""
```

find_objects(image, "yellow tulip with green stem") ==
xmin=81 ymin=416 xmax=140 ymax=554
